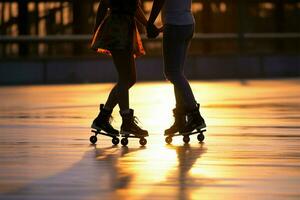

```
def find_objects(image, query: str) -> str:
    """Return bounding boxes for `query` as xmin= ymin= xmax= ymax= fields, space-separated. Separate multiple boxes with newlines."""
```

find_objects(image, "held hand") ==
xmin=158 ymin=26 xmax=164 ymax=33
xmin=146 ymin=23 xmax=160 ymax=39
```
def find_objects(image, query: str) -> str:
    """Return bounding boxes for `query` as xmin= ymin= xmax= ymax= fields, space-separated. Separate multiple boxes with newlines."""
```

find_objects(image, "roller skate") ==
xmin=120 ymin=109 xmax=148 ymax=146
xmin=164 ymin=108 xmax=186 ymax=136
xmin=164 ymin=107 xmax=186 ymax=144
xmin=165 ymin=104 xmax=206 ymax=144
xmin=90 ymin=104 xmax=120 ymax=145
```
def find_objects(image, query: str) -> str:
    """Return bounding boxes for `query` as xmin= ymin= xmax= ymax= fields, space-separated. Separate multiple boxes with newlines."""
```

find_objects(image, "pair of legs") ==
xmin=163 ymin=24 xmax=206 ymax=135
xmin=104 ymin=50 xmax=136 ymax=112
xmin=93 ymin=49 xmax=148 ymax=136
xmin=163 ymin=24 xmax=196 ymax=111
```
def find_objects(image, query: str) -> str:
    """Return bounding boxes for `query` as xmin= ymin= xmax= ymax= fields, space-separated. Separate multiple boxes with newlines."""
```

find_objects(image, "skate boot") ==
xmin=120 ymin=109 xmax=148 ymax=137
xmin=181 ymin=103 xmax=206 ymax=134
xmin=91 ymin=104 xmax=119 ymax=136
xmin=164 ymin=108 xmax=186 ymax=136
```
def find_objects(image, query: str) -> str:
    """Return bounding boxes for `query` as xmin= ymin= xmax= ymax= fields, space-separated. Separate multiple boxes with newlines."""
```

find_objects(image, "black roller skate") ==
xmin=120 ymin=109 xmax=148 ymax=146
xmin=182 ymin=104 xmax=206 ymax=133
xmin=90 ymin=104 xmax=120 ymax=145
xmin=165 ymin=104 xmax=206 ymax=144
xmin=164 ymin=108 xmax=186 ymax=142
xmin=181 ymin=103 xmax=206 ymax=143
xmin=165 ymin=108 xmax=186 ymax=136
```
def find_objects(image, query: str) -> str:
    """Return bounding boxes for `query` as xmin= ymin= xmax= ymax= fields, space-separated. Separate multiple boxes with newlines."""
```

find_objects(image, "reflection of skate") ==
xmin=170 ymin=143 xmax=207 ymax=200
xmin=165 ymin=104 xmax=206 ymax=144
xmin=120 ymin=109 xmax=148 ymax=146
xmin=94 ymin=145 xmax=146 ymax=190
xmin=89 ymin=104 xmax=119 ymax=145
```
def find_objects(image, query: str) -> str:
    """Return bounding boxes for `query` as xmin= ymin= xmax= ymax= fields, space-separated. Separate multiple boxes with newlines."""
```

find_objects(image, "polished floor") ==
xmin=0 ymin=79 xmax=300 ymax=200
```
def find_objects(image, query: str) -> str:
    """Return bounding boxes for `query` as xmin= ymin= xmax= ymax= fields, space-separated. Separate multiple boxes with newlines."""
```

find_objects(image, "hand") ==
xmin=158 ymin=26 xmax=164 ymax=33
xmin=146 ymin=23 xmax=160 ymax=39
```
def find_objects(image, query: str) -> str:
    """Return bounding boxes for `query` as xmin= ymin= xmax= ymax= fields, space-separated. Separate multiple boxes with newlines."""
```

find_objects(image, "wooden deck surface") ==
xmin=0 ymin=79 xmax=299 ymax=200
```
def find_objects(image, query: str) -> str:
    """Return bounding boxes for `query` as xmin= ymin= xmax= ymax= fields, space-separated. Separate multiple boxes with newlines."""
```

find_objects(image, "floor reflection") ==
xmin=93 ymin=145 xmax=146 ymax=191
xmin=1 ymin=145 xmax=148 ymax=200
xmin=94 ymin=143 xmax=208 ymax=200
xmin=1 ymin=79 xmax=299 ymax=199
xmin=166 ymin=144 xmax=207 ymax=200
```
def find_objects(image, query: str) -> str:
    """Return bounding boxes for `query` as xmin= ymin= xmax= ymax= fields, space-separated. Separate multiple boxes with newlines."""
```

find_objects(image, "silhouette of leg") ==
xmin=163 ymin=24 xmax=196 ymax=111
xmin=104 ymin=50 xmax=136 ymax=111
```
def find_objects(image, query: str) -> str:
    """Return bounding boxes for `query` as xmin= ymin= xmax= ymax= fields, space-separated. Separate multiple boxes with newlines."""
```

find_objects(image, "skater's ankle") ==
xmin=184 ymin=103 xmax=201 ymax=114
xmin=102 ymin=104 xmax=113 ymax=112
xmin=120 ymin=109 xmax=132 ymax=115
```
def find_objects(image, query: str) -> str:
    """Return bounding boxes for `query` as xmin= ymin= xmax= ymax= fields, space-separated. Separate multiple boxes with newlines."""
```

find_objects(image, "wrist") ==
xmin=147 ymin=19 xmax=154 ymax=26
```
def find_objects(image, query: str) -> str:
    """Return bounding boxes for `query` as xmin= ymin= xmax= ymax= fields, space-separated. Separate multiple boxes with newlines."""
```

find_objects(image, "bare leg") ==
xmin=104 ymin=50 xmax=136 ymax=111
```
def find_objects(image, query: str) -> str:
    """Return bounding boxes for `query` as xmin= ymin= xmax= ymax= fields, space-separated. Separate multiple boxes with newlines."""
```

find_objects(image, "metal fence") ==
xmin=0 ymin=0 xmax=299 ymax=58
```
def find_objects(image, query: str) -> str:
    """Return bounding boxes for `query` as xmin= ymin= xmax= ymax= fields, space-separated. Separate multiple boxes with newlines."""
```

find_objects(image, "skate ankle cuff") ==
xmin=101 ymin=105 xmax=113 ymax=113
xmin=120 ymin=109 xmax=133 ymax=116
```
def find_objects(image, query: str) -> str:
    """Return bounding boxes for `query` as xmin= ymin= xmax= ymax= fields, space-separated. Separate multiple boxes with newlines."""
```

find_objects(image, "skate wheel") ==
xmin=139 ymin=138 xmax=147 ymax=146
xmin=90 ymin=135 xmax=97 ymax=144
xmin=165 ymin=136 xmax=172 ymax=144
xmin=197 ymin=133 xmax=205 ymax=142
xmin=183 ymin=135 xmax=190 ymax=144
xmin=121 ymin=138 xmax=128 ymax=146
xmin=112 ymin=137 xmax=119 ymax=145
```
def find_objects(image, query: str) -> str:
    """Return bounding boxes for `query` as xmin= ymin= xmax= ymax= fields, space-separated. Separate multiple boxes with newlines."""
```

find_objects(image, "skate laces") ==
xmin=109 ymin=116 xmax=114 ymax=124
xmin=133 ymin=116 xmax=143 ymax=126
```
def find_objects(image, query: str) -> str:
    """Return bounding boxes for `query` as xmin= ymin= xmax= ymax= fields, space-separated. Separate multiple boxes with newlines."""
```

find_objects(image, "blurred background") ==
xmin=0 ymin=0 xmax=299 ymax=84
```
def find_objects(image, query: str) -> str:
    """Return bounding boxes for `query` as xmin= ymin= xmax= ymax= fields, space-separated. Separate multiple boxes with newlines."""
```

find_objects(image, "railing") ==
xmin=1 ymin=33 xmax=300 ymax=42
xmin=0 ymin=33 xmax=299 ymax=58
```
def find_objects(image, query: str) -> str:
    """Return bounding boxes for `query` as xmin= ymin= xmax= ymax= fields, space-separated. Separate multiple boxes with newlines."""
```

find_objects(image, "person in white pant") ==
xmin=147 ymin=0 xmax=206 ymax=135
